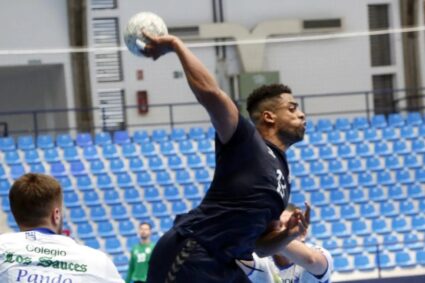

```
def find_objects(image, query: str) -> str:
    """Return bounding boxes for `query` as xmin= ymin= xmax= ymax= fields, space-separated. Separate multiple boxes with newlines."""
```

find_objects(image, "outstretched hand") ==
xmin=141 ymin=31 xmax=178 ymax=60
xmin=286 ymin=203 xmax=310 ymax=240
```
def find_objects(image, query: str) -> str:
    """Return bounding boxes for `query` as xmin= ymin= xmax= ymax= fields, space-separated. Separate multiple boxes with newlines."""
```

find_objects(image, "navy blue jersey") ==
xmin=174 ymin=115 xmax=291 ymax=262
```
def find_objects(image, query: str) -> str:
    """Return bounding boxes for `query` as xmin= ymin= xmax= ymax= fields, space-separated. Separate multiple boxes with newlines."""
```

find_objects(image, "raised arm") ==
xmin=276 ymin=240 xmax=329 ymax=276
xmin=144 ymin=34 xmax=239 ymax=144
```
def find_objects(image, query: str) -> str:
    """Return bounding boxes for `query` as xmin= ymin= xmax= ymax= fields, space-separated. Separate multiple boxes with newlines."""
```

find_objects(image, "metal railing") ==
xmin=0 ymin=87 xmax=423 ymax=137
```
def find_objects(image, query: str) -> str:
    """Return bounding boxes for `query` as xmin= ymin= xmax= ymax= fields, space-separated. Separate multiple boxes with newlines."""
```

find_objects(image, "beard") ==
xmin=278 ymin=127 xmax=305 ymax=147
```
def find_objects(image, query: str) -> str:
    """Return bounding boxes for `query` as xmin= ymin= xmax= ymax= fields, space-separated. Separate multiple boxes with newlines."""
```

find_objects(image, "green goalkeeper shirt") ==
xmin=126 ymin=242 xmax=155 ymax=283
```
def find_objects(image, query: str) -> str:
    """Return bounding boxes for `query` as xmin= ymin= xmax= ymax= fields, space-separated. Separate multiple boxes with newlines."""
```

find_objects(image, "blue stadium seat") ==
xmin=82 ymin=146 xmax=99 ymax=161
xmin=152 ymin=129 xmax=169 ymax=142
xmin=349 ymin=189 xmax=367 ymax=204
xmin=172 ymin=200 xmax=188 ymax=214
xmin=333 ymin=256 xmax=353 ymax=272
xmin=339 ymin=173 xmax=356 ymax=189
xmin=113 ymin=131 xmax=131 ymax=145
xmin=323 ymin=239 xmax=342 ymax=256
xmin=111 ymin=204 xmax=129 ymax=221
xmin=310 ymin=191 xmax=327 ymax=207
xmin=376 ymin=253 xmax=395 ymax=270
xmin=131 ymin=203 xmax=149 ymax=220
xmin=388 ymin=184 xmax=406 ymax=200
xmin=84 ymin=238 xmax=100 ymax=250
xmin=354 ymin=254 xmax=375 ymax=271
xmin=97 ymin=221 xmax=115 ymax=238
xmin=70 ymin=161 xmax=86 ymax=176
xmin=285 ymin=148 xmax=297 ymax=162
xmin=319 ymin=174 xmax=338 ymax=191
xmin=384 ymin=155 xmax=402 ymax=170
xmin=371 ymin=114 xmax=387 ymax=128
xmin=406 ymin=112 xmax=423 ymax=126
xmin=30 ymin=163 xmax=45 ymax=174
xmin=382 ymin=127 xmax=398 ymax=141
xmin=183 ymin=184 xmax=201 ymax=200
xmin=128 ymin=158 xmax=145 ymax=173
xmin=176 ymin=170 xmax=193 ymax=185
xmin=151 ymin=201 xmax=169 ymax=218
xmin=144 ymin=186 xmax=161 ymax=202
xmin=368 ymin=186 xmax=386 ymax=202
xmin=63 ymin=146 xmax=80 ymax=162
xmin=155 ymin=171 xmax=173 ymax=186
xmin=309 ymin=160 xmax=326 ymax=175
xmin=395 ymin=169 xmax=413 ymax=184
xmin=121 ymin=143 xmax=137 ymax=158
xmin=383 ymin=234 xmax=403 ymax=252
xmin=1 ymin=197 xmax=10 ymax=212
xmin=356 ymin=143 xmax=373 ymax=157
xmin=0 ymin=137 xmax=15 ymax=151
xmin=327 ymin=131 xmax=344 ymax=145
xmin=133 ymin=130 xmax=150 ymax=144
xmin=207 ymin=126 xmax=215 ymax=139
xmin=50 ymin=162 xmax=67 ymax=178
xmin=186 ymin=154 xmax=203 ymax=169
xmin=351 ymin=219 xmax=370 ymax=236
xmin=399 ymin=200 xmax=417 ymax=215
xmin=318 ymin=145 xmax=335 ymax=160
xmin=363 ymin=128 xmax=380 ymax=143
xmin=96 ymin=174 xmax=114 ymax=190
xmin=76 ymin=175 xmax=93 ymax=191
xmin=374 ymin=141 xmax=391 ymax=156
xmin=311 ymin=223 xmax=330 ymax=239
xmin=379 ymin=202 xmax=398 ymax=217
xmin=5 ymin=150 xmax=21 ymax=165
xmin=407 ymin=183 xmax=424 ymax=199
xmin=56 ymin=176 xmax=73 ymax=192
xmin=416 ymin=251 xmax=425 ymax=265
xmin=357 ymin=172 xmax=375 ymax=187
xmin=105 ymin=237 xmax=123 ymax=255
xmin=331 ymin=221 xmax=349 ymax=238
xmin=400 ymin=125 xmax=416 ymax=139
xmin=117 ymin=173 xmax=133 ymax=188
xmin=395 ymin=251 xmax=415 ymax=267
xmin=345 ymin=130 xmax=362 ymax=143
xmin=43 ymin=148 xmax=60 ymax=163
xmin=140 ymin=142 xmax=157 ymax=157
xmin=69 ymin=207 xmax=87 ymax=223
xmin=163 ymin=185 xmax=181 ymax=201
xmin=412 ymin=139 xmax=425 ymax=153
xmin=189 ymin=127 xmax=205 ymax=140
xmin=376 ymin=171 xmax=394 ymax=186
xmin=391 ymin=216 xmax=410 ymax=233
xmin=167 ymin=155 xmax=184 ymax=171
xmin=195 ymin=168 xmax=211 ymax=184
xmin=327 ymin=159 xmax=344 ymax=174
xmin=170 ymin=128 xmax=187 ymax=141
xmin=415 ymin=168 xmax=425 ymax=183
xmin=197 ymin=139 xmax=214 ymax=154
xmin=412 ymin=215 xmax=425 ymax=231
xmin=335 ymin=118 xmax=351 ymax=131
xmin=95 ymin=132 xmax=112 ymax=145
xmin=159 ymin=141 xmax=177 ymax=157
xmin=347 ymin=158 xmax=364 ymax=173
xmin=77 ymin=222 xmax=95 ymax=239
xmin=104 ymin=190 xmax=121 ymax=206
xmin=337 ymin=144 xmax=355 ymax=159
xmin=178 ymin=140 xmax=195 ymax=155
xmin=404 ymin=234 xmax=423 ymax=250
xmin=102 ymin=144 xmax=119 ymax=159
xmin=136 ymin=172 xmax=153 ymax=187
xmin=24 ymin=149 xmax=40 ymax=164
xmin=123 ymin=187 xmax=141 ymax=204
xmin=360 ymin=203 xmax=378 ymax=218
xmin=160 ymin=217 xmax=173 ymax=232
xmin=305 ymin=120 xmax=315 ymax=133
xmin=56 ymin=133 xmax=74 ymax=148
xmin=388 ymin=113 xmax=405 ymax=127
xmin=363 ymin=236 xmax=379 ymax=253
xmin=300 ymin=147 xmax=317 ymax=161
xmin=371 ymin=218 xmax=390 ymax=234
xmin=291 ymin=163 xmax=308 ymax=177
xmin=36 ymin=134 xmax=54 ymax=149
xmin=83 ymin=191 xmax=100 ymax=207
xmin=113 ymin=254 xmax=129 ymax=273
xmin=17 ymin=135 xmax=35 ymax=150
xmin=301 ymin=176 xmax=319 ymax=191
xmin=109 ymin=158 xmax=126 ymax=174
xmin=119 ymin=220 xmax=136 ymax=237
xmin=393 ymin=140 xmax=409 ymax=155
xmin=89 ymin=160 xmax=106 ymax=175
xmin=76 ymin=133 xmax=93 ymax=147
xmin=316 ymin=119 xmax=333 ymax=132
xmin=309 ymin=132 xmax=325 ymax=146
xmin=0 ymin=165 xmax=5 ymax=180
xmin=64 ymin=192 xmax=80 ymax=208
xmin=330 ymin=190 xmax=347 ymax=205
xmin=321 ymin=207 xmax=338 ymax=221
xmin=126 ymin=236 xmax=139 ymax=250
xmin=290 ymin=192 xmax=306 ymax=207
xmin=403 ymin=154 xmax=421 ymax=168
xmin=7 ymin=212 xmax=18 ymax=231
xmin=10 ymin=164 xmax=25 ymax=180
xmin=148 ymin=156 xmax=165 ymax=171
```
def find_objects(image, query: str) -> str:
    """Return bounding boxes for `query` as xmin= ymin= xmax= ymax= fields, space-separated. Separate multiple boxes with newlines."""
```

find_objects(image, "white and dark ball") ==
xmin=124 ymin=12 xmax=168 ymax=57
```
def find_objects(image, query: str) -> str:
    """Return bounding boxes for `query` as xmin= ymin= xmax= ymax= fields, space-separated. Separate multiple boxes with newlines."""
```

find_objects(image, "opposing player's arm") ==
xmin=278 ymin=241 xmax=329 ymax=276
xmin=144 ymin=34 xmax=239 ymax=144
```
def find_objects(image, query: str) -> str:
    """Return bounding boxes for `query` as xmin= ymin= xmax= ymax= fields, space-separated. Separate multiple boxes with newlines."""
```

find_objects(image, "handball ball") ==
xmin=124 ymin=12 xmax=168 ymax=57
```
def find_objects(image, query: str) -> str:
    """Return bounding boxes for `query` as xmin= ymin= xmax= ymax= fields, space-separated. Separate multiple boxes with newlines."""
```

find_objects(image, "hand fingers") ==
xmin=304 ymin=202 xmax=311 ymax=226
xmin=142 ymin=30 xmax=155 ymax=41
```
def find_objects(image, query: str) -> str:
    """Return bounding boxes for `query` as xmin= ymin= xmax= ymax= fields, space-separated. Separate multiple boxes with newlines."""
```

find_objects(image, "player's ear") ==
xmin=262 ymin=110 xmax=276 ymax=124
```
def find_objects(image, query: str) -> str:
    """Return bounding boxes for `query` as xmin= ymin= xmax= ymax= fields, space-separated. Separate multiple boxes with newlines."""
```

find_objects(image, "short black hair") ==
xmin=140 ymin=221 xmax=152 ymax=228
xmin=246 ymin=84 xmax=292 ymax=117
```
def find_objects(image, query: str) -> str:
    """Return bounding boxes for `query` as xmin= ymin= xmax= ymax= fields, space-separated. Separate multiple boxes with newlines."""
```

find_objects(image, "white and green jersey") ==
xmin=0 ymin=230 xmax=124 ymax=283
xmin=249 ymin=245 xmax=333 ymax=283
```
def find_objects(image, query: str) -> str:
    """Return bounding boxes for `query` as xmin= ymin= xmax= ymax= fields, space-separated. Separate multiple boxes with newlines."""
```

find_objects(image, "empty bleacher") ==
xmin=0 ymin=112 xmax=425 ymax=280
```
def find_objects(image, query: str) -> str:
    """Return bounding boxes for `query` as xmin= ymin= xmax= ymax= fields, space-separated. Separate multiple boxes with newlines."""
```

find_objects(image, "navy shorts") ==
xmin=146 ymin=228 xmax=251 ymax=283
